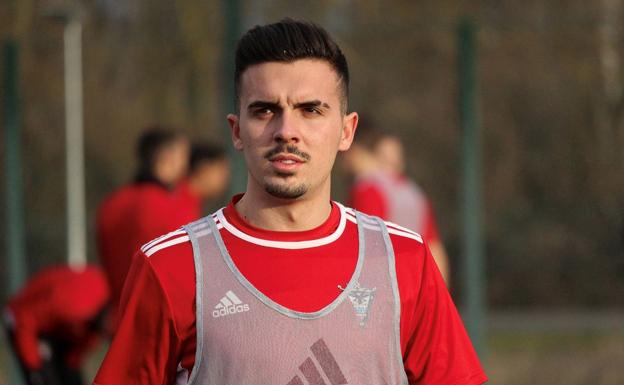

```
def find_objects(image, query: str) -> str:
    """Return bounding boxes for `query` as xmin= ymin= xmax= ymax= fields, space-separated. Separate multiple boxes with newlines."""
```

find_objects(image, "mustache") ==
xmin=264 ymin=145 xmax=311 ymax=161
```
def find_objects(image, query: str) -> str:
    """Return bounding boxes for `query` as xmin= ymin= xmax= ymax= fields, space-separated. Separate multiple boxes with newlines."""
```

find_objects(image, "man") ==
xmin=94 ymin=19 xmax=486 ymax=385
xmin=3 ymin=265 xmax=109 ymax=385
xmin=175 ymin=142 xmax=230 ymax=221
xmin=96 ymin=127 xmax=190 ymax=323
xmin=343 ymin=122 xmax=450 ymax=283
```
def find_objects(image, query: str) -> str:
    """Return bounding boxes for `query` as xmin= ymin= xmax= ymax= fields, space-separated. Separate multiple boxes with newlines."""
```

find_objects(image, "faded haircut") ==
xmin=234 ymin=18 xmax=349 ymax=113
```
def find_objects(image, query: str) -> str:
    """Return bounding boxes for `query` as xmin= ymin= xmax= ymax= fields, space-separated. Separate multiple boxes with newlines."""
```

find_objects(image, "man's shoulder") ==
xmin=139 ymin=227 xmax=194 ymax=267
xmin=342 ymin=206 xmax=425 ymax=247
xmin=341 ymin=206 xmax=428 ymax=279
xmin=138 ymin=213 xmax=220 ymax=260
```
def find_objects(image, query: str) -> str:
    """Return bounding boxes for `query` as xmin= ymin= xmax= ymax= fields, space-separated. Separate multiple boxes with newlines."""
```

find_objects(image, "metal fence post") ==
xmin=4 ymin=38 xmax=26 ymax=385
xmin=458 ymin=18 xmax=486 ymax=358
xmin=222 ymin=0 xmax=246 ymax=195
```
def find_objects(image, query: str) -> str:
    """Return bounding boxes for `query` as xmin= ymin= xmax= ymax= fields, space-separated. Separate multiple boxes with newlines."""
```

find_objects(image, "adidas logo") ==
xmin=287 ymin=338 xmax=347 ymax=385
xmin=212 ymin=290 xmax=250 ymax=318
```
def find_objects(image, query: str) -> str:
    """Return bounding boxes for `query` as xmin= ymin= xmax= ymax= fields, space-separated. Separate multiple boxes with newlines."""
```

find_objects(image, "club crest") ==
xmin=343 ymin=282 xmax=376 ymax=327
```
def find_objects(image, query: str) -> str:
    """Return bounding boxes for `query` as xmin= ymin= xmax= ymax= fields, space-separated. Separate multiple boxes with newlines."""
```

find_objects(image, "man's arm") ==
xmin=427 ymin=240 xmax=449 ymax=286
xmin=396 ymin=238 xmax=487 ymax=385
xmin=421 ymin=201 xmax=450 ymax=285
xmin=93 ymin=252 xmax=183 ymax=385
xmin=10 ymin=318 xmax=43 ymax=371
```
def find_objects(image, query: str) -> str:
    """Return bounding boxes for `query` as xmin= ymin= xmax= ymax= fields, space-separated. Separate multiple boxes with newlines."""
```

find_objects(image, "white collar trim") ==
xmin=215 ymin=202 xmax=347 ymax=249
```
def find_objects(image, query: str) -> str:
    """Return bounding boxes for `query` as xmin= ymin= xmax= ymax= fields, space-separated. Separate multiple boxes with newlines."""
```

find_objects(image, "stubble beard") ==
xmin=264 ymin=173 xmax=308 ymax=199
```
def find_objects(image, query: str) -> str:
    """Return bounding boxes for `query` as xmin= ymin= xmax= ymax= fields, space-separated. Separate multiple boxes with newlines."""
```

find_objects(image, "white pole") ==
xmin=64 ymin=17 xmax=86 ymax=270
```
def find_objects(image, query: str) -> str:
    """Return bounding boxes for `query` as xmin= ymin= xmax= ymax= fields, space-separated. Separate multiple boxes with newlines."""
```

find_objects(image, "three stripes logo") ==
xmin=212 ymin=290 xmax=250 ymax=318
xmin=287 ymin=338 xmax=348 ymax=385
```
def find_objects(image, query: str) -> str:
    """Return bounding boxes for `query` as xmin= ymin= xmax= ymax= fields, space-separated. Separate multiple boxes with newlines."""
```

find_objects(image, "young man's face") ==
xmin=228 ymin=59 xmax=357 ymax=201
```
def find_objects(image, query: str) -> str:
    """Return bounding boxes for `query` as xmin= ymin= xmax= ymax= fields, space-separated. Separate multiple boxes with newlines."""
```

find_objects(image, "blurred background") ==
xmin=1 ymin=0 xmax=623 ymax=384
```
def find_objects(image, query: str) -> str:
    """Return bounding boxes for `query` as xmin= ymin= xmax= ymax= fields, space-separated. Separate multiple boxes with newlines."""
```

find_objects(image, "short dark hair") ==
xmin=190 ymin=142 xmax=226 ymax=173
xmin=234 ymin=18 xmax=349 ymax=112
xmin=135 ymin=126 xmax=184 ymax=180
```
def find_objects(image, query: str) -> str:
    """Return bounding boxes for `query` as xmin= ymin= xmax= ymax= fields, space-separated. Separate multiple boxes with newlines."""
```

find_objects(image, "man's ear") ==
xmin=338 ymin=112 xmax=358 ymax=152
xmin=227 ymin=114 xmax=244 ymax=151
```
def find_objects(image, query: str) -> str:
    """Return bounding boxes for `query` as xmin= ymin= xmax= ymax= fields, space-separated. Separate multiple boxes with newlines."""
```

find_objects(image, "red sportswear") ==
xmin=4 ymin=265 xmax=109 ymax=370
xmin=94 ymin=195 xmax=486 ymax=385
xmin=349 ymin=173 xmax=440 ymax=244
xmin=96 ymin=182 xmax=197 ymax=319
xmin=173 ymin=180 xmax=203 ymax=222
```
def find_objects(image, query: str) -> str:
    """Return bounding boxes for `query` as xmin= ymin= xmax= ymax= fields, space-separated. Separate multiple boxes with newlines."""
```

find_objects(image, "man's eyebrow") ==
xmin=294 ymin=100 xmax=331 ymax=109
xmin=247 ymin=100 xmax=281 ymax=110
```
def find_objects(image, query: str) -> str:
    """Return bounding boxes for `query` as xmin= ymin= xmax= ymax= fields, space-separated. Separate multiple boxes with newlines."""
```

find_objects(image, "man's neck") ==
xmin=234 ymin=186 xmax=333 ymax=232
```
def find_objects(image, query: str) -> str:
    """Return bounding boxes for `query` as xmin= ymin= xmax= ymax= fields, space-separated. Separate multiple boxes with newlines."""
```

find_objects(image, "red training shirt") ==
xmin=94 ymin=195 xmax=486 ymax=385
xmin=4 ymin=265 xmax=109 ymax=370
xmin=96 ymin=182 xmax=198 ymax=320
xmin=173 ymin=180 xmax=203 ymax=223
xmin=349 ymin=174 xmax=440 ymax=244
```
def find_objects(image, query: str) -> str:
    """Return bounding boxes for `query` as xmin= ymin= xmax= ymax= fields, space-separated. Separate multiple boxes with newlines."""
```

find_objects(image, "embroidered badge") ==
xmin=341 ymin=282 xmax=376 ymax=327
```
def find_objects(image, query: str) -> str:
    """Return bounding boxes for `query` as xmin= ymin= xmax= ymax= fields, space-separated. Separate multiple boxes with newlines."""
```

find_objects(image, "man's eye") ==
xmin=254 ymin=108 xmax=273 ymax=116
xmin=303 ymin=107 xmax=322 ymax=115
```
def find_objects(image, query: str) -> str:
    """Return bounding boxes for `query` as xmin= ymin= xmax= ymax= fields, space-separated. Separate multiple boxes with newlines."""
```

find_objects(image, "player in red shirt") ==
xmin=96 ymin=127 xmax=190 ymax=323
xmin=343 ymin=120 xmax=450 ymax=283
xmin=94 ymin=19 xmax=486 ymax=385
xmin=3 ymin=265 xmax=109 ymax=385
xmin=175 ymin=142 xmax=230 ymax=221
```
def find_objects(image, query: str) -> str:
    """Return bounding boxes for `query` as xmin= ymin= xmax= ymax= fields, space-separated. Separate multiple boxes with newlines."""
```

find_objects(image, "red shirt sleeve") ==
xmin=394 ymin=236 xmax=487 ymax=385
xmin=10 ymin=317 xmax=42 ymax=370
xmin=93 ymin=252 xmax=184 ymax=385
xmin=8 ymin=272 xmax=52 ymax=370
xmin=8 ymin=266 xmax=109 ymax=371
xmin=349 ymin=181 xmax=388 ymax=218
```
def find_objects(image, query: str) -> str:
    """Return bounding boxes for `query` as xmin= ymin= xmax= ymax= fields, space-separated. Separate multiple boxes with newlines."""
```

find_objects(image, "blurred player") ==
xmin=343 ymin=121 xmax=450 ymax=284
xmin=2 ymin=265 xmax=109 ymax=385
xmin=94 ymin=19 xmax=486 ymax=385
xmin=175 ymin=142 xmax=230 ymax=220
xmin=96 ymin=127 xmax=189 ymax=325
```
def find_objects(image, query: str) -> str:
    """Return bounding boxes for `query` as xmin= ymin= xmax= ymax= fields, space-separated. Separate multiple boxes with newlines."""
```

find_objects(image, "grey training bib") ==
xmin=184 ymin=211 xmax=408 ymax=385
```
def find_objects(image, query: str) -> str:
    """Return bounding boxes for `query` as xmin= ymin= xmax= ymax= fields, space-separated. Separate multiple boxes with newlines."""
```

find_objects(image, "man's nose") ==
xmin=272 ymin=110 xmax=300 ymax=143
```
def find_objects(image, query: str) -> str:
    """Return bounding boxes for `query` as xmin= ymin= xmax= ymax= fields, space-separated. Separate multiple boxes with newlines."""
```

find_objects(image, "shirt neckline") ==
xmin=217 ymin=195 xmax=348 ymax=249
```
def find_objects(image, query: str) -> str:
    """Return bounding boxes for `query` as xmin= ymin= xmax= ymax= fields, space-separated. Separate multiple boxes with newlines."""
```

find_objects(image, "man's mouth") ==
xmin=269 ymin=154 xmax=305 ymax=164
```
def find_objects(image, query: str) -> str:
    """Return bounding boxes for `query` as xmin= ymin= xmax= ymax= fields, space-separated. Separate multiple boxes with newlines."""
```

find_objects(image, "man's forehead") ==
xmin=239 ymin=59 xmax=341 ymax=100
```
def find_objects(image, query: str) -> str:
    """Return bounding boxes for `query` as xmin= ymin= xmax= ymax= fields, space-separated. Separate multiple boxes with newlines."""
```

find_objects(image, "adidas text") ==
xmin=212 ymin=303 xmax=250 ymax=318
